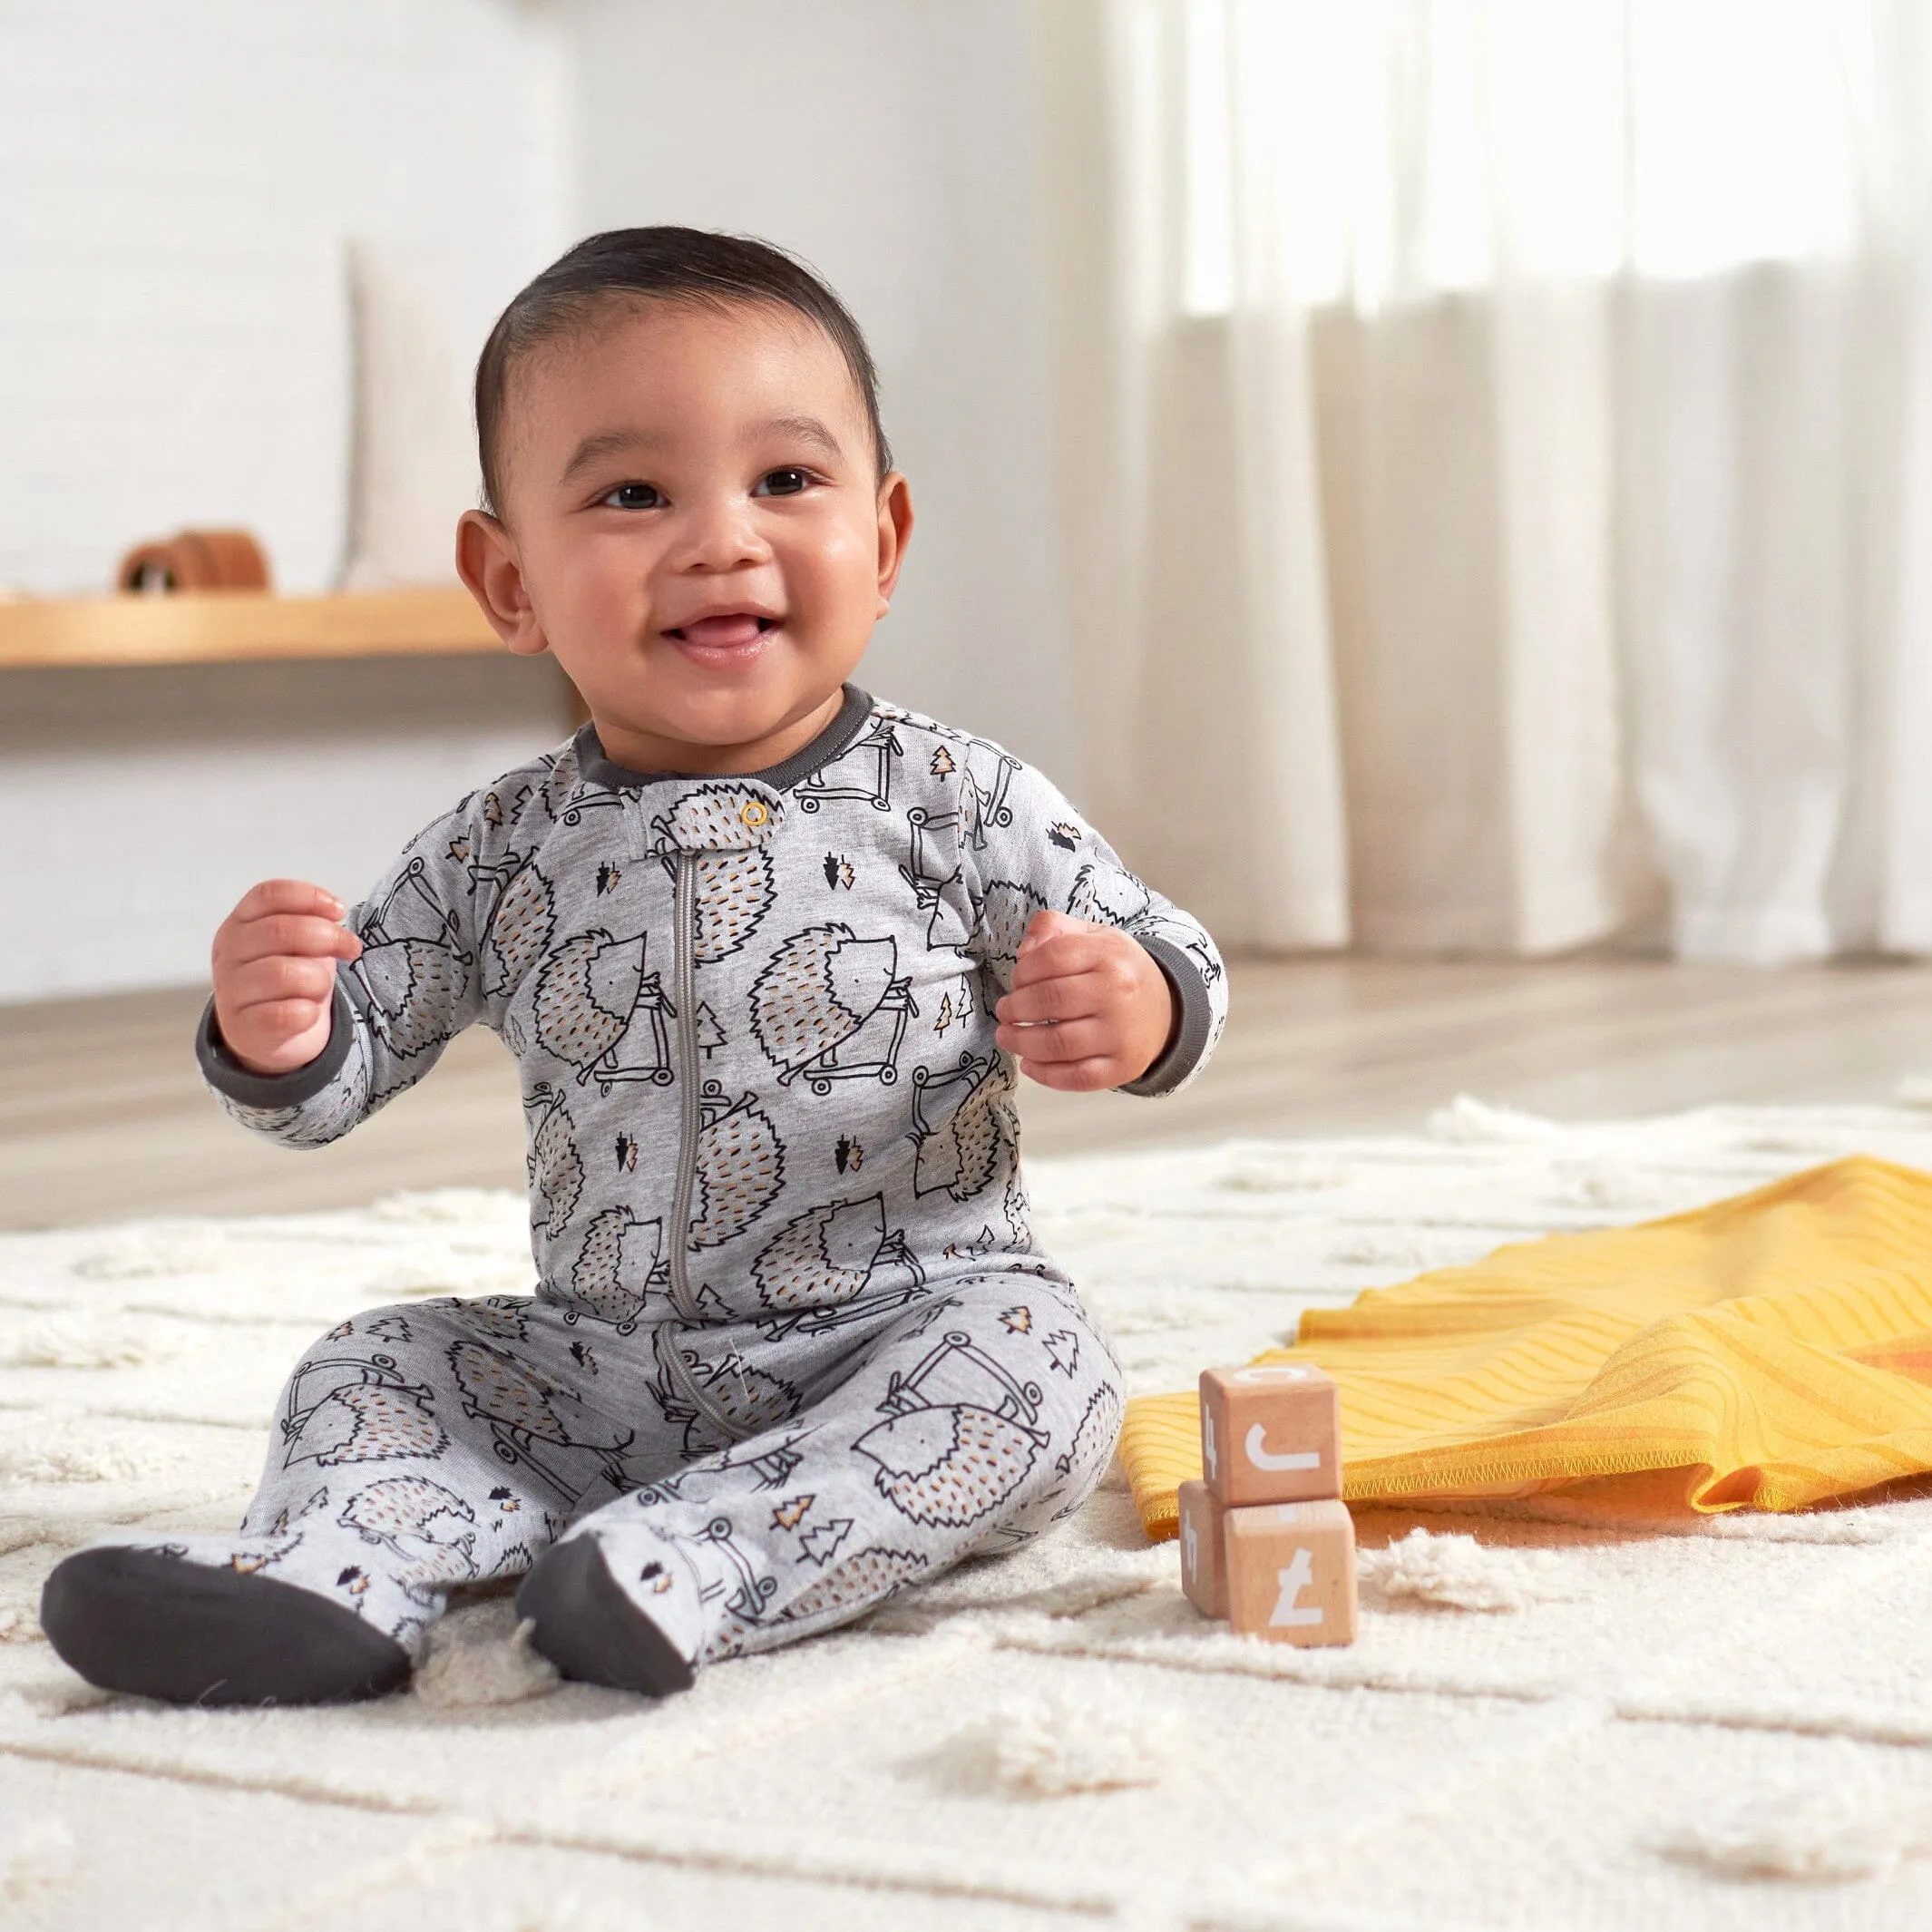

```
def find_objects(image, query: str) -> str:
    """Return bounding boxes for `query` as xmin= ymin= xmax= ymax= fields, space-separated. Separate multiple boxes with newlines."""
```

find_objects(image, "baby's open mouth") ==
xmin=666 ymin=614 xmax=778 ymax=649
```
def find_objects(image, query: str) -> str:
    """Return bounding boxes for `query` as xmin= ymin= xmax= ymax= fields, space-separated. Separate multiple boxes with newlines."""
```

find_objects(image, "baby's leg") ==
xmin=40 ymin=1293 xmax=679 ymax=1703
xmin=516 ymin=1273 xmax=1123 ymax=1682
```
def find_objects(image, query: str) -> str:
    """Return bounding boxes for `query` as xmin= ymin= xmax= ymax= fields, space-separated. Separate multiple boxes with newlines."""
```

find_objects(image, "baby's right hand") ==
xmin=210 ymin=880 xmax=364 ymax=1078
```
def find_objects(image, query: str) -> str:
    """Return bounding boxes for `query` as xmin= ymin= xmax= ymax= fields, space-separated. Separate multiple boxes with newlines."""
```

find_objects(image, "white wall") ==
xmin=568 ymin=0 xmax=1081 ymax=785
xmin=0 ymin=0 xmax=569 ymax=596
xmin=0 ymin=0 xmax=574 ymax=1000
xmin=1 ymin=1 xmax=1081 ymax=1000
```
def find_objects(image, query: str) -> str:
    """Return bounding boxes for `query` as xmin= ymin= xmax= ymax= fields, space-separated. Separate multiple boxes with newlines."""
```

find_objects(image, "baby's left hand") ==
xmin=993 ymin=910 xmax=1177 ymax=1090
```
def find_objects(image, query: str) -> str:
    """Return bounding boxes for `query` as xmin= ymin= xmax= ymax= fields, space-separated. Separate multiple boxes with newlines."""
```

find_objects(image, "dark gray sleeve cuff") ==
xmin=196 ymin=983 xmax=356 ymax=1108
xmin=1117 ymin=933 xmax=1215 ymax=1098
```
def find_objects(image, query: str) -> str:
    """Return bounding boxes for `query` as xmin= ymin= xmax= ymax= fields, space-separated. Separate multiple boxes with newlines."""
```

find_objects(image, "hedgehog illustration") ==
xmin=910 ymin=1052 xmax=1016 ymax=1203
xmin=1066 ymin=861 xmax=1149 ymax=929
xmin=536 ymin=752 xmax=579 ymax=823
xmin=657 ymin=782 xmax=783 ymax=850
xmin=441 ymin=1295 xmax=533 ymax=1344
xmin=350 ymin=857 xmax=473 ymax=1060
xmin=337 ymin=1476 xmax=478 ymax=1603
xmin=690 ymin=849 xmax=777 ymax=962
xmin=279 ymin=1356 xmax=445 ymax=1469
xmin=749 ymin=925 xmax=917 ymax=1090
xmin=750 ymin=1194 xmax=923 ymax=1319
xmin=781 ymin=1547 xmax=930 ymax=1624
xmin=353 ymin=935 xmax=468 ymax=1060
xmin=855 ymin=1404 xmax=1042 ymax=1527
xmin=854 ymin=1327 xmax=1047 ymax=1526
xmin=688 ymin=1088 xmax=785 ymax=1247
xmin=468 ymin=853 xmax=555 ymax=996
xmin=533 ymin=929 xmax=674 ymax=1091
xmin=1056 ymin=1379 xmax=1125 ymax=1478
xmin=448 ymin=1339 xmax=636 ymax=1504
xmin=648 ymin=785 xmax=781 ymax=961
xmin=974 ymin=880 xmax=1048 ymax=980
xmin=569 ymin=1207 xmax=668 ymax=1332
xmin=523 ymin=1081 xmax=585 ymax=1235
xmin=448 ymin=1341 xmax=577 ymax=1439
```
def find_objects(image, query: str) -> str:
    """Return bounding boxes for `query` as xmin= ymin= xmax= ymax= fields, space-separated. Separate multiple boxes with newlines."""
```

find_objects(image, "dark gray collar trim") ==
xmin=572 ymin=685 xmax=873 ymax=795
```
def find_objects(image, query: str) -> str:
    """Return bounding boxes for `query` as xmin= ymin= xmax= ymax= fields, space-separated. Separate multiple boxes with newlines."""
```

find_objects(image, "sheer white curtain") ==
xmin=1039 ymin=0 xmax=1932 ymax=960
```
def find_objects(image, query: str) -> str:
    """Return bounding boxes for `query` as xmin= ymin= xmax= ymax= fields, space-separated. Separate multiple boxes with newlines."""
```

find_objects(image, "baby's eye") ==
xmin=601 ymin=482 xmax=663 ymax=510
xmin=754 ymin=467 xmax=812 ymax=498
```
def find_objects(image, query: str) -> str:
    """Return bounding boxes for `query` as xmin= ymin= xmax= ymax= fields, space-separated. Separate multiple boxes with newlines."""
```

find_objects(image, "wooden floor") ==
xmin=5 ymin=956 xmax=1932 ymax=1230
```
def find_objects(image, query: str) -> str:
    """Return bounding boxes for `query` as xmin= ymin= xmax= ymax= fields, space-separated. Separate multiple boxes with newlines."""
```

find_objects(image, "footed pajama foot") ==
xmin=39 ymin=1547 xmax=413 ymax=1706
xmin=515 ymin=1533 xmax=698 ymax=1696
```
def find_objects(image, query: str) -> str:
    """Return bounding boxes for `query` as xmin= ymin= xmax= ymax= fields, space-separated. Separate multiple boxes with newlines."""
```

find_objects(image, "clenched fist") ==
xmin=992 ymin=909 xmax=1177 ymax=1090
xmin=210 ymin=879 xmax=363 ymax=1078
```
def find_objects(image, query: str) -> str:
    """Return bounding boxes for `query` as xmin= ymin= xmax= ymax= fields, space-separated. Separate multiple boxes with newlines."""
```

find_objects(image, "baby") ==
xmin=40 ymin=228 xmax=1226 ymax=1705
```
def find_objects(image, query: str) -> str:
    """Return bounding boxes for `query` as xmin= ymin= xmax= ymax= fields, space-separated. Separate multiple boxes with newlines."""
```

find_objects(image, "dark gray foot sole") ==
xmin=39 ymin=1547 xmax=412 ymax=1707
xmin=516 ymin=1537 xmax=695 ymax=1696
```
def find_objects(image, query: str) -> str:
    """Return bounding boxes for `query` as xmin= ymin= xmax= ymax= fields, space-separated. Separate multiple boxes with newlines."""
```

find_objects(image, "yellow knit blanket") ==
xmin=1119 ymin=1155 xmax=1932 ymax=1540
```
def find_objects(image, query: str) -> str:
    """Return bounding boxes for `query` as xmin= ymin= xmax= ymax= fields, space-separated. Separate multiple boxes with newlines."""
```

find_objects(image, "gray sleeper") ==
xmin=128 ymin=688 xmax=1226 ymax=1672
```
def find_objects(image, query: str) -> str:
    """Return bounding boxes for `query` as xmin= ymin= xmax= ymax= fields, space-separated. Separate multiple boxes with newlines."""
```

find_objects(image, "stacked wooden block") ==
xmin=1178 ymin=1364 xmax=1357 ymax=1646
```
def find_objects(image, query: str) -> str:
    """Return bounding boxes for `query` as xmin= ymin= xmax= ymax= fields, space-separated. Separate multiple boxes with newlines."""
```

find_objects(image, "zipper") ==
xmin=660 ymin=851 xmax=751 ymax=1442
xmin=668 ymin=852 xmax=703 ymax=1325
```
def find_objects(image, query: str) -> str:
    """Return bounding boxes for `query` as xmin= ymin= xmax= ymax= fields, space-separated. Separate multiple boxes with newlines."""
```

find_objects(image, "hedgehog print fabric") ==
xmin=149 ymin=688 xmax=1225 ymax=1667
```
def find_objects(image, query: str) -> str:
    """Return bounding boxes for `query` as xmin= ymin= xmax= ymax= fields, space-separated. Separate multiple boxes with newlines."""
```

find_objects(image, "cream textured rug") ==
xmin=10 ymin=1100 xmax=1932 ymax=1930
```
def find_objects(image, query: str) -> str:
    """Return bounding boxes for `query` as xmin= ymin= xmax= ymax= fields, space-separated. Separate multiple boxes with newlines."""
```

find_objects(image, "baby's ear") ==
xmin=457 ymin=510 xmax=547 ymax=657
xmin=874 ymin=472 xmax=914 ymax=610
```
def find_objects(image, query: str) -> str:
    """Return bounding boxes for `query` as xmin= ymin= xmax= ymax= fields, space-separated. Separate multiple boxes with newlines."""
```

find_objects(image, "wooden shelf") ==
xmin=0 ymin=587 xmax=500 ymax=669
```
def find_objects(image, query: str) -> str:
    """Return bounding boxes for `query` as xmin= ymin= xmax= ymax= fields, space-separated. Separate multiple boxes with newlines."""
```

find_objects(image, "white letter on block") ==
xmin=1245 ymin=1423 xmax=1321 ymax=1474
xmin=1270 ymin=1547 xmax=1322 ymax=1627
xmin=1203 ymin=1409 xmax=1218 ymax=1478
xmin=1181 ymin=1512 xmax=1199 ymax=1583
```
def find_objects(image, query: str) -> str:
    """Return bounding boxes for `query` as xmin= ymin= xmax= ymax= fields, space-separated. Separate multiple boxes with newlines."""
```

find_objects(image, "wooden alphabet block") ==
xmin=1176 ymin=1478 xmax=1228 ymax=1617
xmin=1198 ymin=1363 xmax=1341 ymax=1507
xmin=1225 ymin=1498 xmax=1358 ymax=1647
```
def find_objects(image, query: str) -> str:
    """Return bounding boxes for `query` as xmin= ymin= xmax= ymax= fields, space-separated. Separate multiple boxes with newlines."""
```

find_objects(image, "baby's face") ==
xmin=468 ymin=298 xmax=910 ymax=773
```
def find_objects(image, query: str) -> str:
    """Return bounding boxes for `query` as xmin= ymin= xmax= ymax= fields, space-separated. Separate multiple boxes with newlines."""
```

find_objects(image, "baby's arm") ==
xmin=964 ymin=756 xmax=1227 ymax=1097
xmin=210 ymin=879 xmax=364 ymax=1076
xmin=197 ymin=793 xmax=493 ymax=1148
xmin=996 ymin=911 xmax=1177 ymax=1090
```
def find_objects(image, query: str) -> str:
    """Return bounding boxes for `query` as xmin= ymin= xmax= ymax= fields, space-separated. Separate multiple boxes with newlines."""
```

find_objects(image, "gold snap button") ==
xmin=740 ymin=799 xmax=770 ymax=829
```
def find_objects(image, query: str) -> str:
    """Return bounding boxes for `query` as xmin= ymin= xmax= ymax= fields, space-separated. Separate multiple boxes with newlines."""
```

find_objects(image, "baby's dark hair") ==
xmin=473 ymin=226 xmax=891 ymax=515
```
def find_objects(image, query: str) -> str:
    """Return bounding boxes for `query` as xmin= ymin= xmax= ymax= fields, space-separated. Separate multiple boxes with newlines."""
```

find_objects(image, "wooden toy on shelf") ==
xmin=1182 ymin=1362 xmax=1357 ymax=1648
xmin=117 ymin=527 xmax=271 ymax=593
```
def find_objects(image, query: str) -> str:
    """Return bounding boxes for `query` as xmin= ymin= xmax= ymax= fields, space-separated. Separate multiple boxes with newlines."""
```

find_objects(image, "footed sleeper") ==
xmin=50 ymin=688 xmax=1225 ymax=1690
